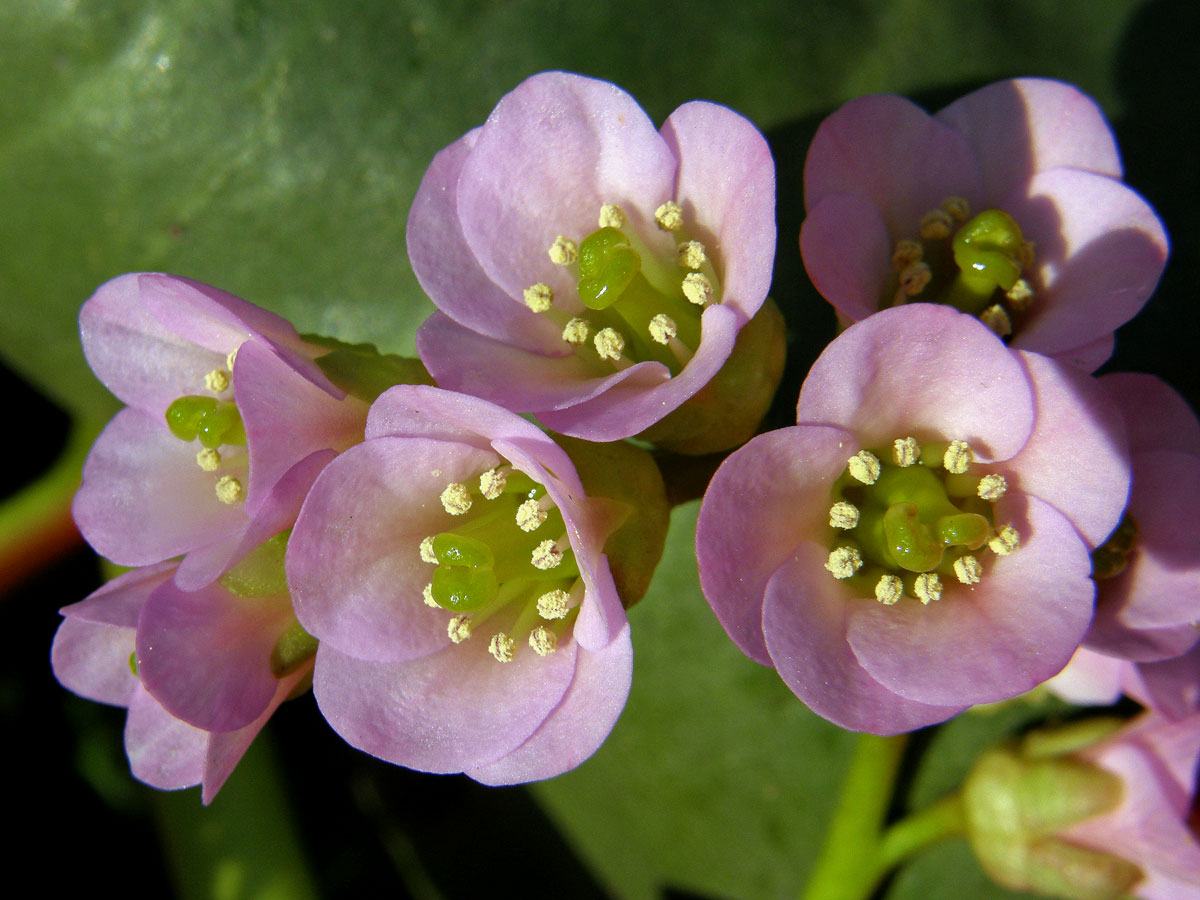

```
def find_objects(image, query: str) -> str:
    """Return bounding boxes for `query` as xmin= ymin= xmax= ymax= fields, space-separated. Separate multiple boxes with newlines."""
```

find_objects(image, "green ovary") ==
xmin=950 ymin=210 xmax=1026 ymax=309
xmin=166 ymin=395 xmax=246 ymax=448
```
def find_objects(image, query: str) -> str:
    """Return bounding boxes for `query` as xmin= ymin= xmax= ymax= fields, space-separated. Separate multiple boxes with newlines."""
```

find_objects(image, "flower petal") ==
xmin=124 ymin=683 xmax=206 ymax=792
xmin=1101 ymin=373 xmax=1200 ymax=456
xmin=800 ymin=193 xmax=893 ymax=322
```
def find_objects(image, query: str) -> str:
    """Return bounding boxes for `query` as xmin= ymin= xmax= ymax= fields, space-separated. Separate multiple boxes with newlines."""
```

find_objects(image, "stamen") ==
xmin=681 ymin=272 xmax=713 ymax=306
xmin=988 ymin=525 xmax=1020 ymax=556
xmin=892 ymin=240 xmax=923 ymax=270
xmin=899 ymin=262 xmax=932 ymax=297
xmin=919 ymin=208 xmax=954 ymax=240
xmin=598 ymin=203 xmax=626 ymax=229
xmin=893 ymin=436 xmax=921 ymax=467
xmin=523 ymin=283 xmax=554 ymax=313
xmin=941 ymin=196 xmax=971 ymax=222
xmin=913 ymin=573 xmax=942 ymax=605
xmin=648 ymin=314 xmax=677 ymax=345
xmin=825 ymin=546 xmax=863 ymax=579
xmin=548 ymin=235 xmax=578 ymax=266
xmin=447 ymin=614 xmax=473 ymax=643
xmin=529 ymin=626 xmax=558 ymax=657
xmin=440 ymin=482 xmax=473 ymax=516
xmin=215 ymin=475 xmax=245 ymax=505
xmin=953 ymin=555 xmax=983 ymax=585
xmin=479 ymin=468 xmax=507 ymax=500
xmin=847 ymin=450 xmax=882 ymax=485
xmin=593 ymin=327 xmax=625 ymax=361
xmin=488 ymin=633 xmax=516 ymax=662
xmin=204 ymin=368 xmax=231 ymax=393
xmin=195 ymin=448 xmax=221 ymax=471
xmin=423 ymin=582 xmax=439 ymax=608
xmin=942 ymin=441 xmax=973 ymax=474
xmin=226 ymin=348 xmax=239 ymax=371
xmin=976 ymin=474 xmax=1008 ymax=501
xmin=531 ymin=539 xmax=564 ymax=570
xmin=1018 ymin=240 xmax=1035 ymax=270
xmin=1005 ymin=278 xmax=1034 ymax=311
xmin=537 ymin=589 xmax=571 ymax=620
xmin=980 ymin=304 xmax=1012 ymax=337
xmin=875 ymin=575 xmax=903 ymax=606
xmin=655 ymin=201 xmax=684 ymax=232
xmin=516 ymin=498 xmax=548 ymax=532
xmin=829 ymin=501 xmax=860 ymax=530
xmin=562 ymin=317 xmax=591 ymax=345
xmin=676 ymin=241 xmax=707 ymax=270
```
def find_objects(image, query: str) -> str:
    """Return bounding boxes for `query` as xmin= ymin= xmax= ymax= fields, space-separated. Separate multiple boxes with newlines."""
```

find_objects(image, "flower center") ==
xmin=1091 ymin=513 xmax=1138 ymax=580
xmin=163 ymin=352 xmax=249 ymax=505
xmin=824 ymin=437 xmax=1020 ymax=605
xmin=420 ymin=466 xmax=583 ymax=662
xmin=523 ymin=202 xmax=723 ymax=376
xmin=886 ymin=197 xmax=1036 ymax=339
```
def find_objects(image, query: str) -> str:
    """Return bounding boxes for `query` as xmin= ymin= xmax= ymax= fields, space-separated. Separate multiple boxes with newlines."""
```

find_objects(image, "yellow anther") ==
xmin=531 ymin=539 xmax=563 ymax=570
xmin=892 ymin=240 xmax=923 ymax=270
xmin=598 ymin=203 xmax=626 ymax=229
xmin=913 ymin=573 xmax=942 ymax=605
xmin=488 ymin=633 xmax=516 ymax=662
xmin=562 ymin=317 xmax=591 ymax=345
xmin=655 ymin=201 xmax=684 ymax=231
xmin=516 ymin=498 xmax=548 ymax=532
xmin=419 ymin=536 xmax=438 ymax=564
xmin=648 ymin=314 xmax=677 ymax=345
xmin=529 ymin=626 xmax=559 ymax=657
xmin=954 ymin=555 xmax=984 ymax=585
xmin=943 ymin=441 xmax=973 ymax=474
xmin=226 ymin=348 xmax=239 ymax=372
xmin=1006 ymin=278 xmax=1034 ymax=312
xmin=899 ymin=262 xmax=932 ymax=297
xmin=976 ymin=473 xmax=1008 ymax=501
xmin=989 ymin=525 xmax=1020 ymax=556
xmin=829 ymin=501 xmax=860 ymax=530
xmin=215 ymin=475 xmax=245 ymax=505
xmin=204 ymin=368 xmax=231 ymax=393
xmin=980 ymin=304 xmax=1013 ymax=337
xmin=825 ymin=546 xmax=863 ymax=579
xmin=195 ymin=448 xmax=221 ymax=471
xmin=447 ymin=614 xmax=473 ymax=643
xmin=875 ymin=575 xmax=904 ymax=606
xmin=893 ymin=436 xmax=921 ymax=467
xmin=941 ymin=196 xmax=970 ymax=222
xmin=479 ymin=468 xmax=507 ymax=500
xmin=847 ymin=450 xmax=881 ymax=485
xmin=440 ymin=482 xmax=473 ymax=515
xmin=523 ymin=283 xmax=554 ymax=313
xmin=537 ymin=589 xmax=571 ymax=620
xmin=919 ymin=208 xmax=954 ymax=240
xmin=594 ymin=327 xmax=625 ymax=361
xmin=548 ymin=235 xmax=578 ymax=266
xmin=676 ymin=240 xmax=707 ymax=270
xmin=423 ymin=582 xmax=439 ymax=608
xmin=681 ymin=272 xmax=713 ymax=306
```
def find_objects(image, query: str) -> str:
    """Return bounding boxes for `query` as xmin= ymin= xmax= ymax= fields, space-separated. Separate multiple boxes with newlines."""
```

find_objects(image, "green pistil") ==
xmin=946 ymin=210 xmax=1027 ymax=313
xmin=166 ymin=395 xmax=246 ymax=448
xmin=578 ymin=227 xmax=640 ymax=309
xmin=1092 ymin=513 xmax=1139 ymax=580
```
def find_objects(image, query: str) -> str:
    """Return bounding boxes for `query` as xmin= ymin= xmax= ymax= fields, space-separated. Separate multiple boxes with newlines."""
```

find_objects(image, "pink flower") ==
xmin=800 ymin=78 xmax=1168 ymax=371
xmin=50 ymin=562 xmax=312 ymax=804
xmin=696 ymin=304 xmax=1130 ymax=733
xmin=286 ymin=386 xmax=634 ymax=783
xmin=73 ymin=273 xmax=369 ymax=589
xmin=410 ymin=71 xmax=776 ymax=444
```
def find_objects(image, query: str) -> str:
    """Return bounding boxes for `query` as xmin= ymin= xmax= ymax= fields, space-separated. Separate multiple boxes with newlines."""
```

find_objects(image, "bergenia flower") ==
xmin=410 ymin=71 xmax=778 ymax=447
xmin=73 ymin=273 xmax=370 ymax=589
xmin=286 ymin=386 xmax=640 ymax=783
xmin=50 ymin=561 xmax=313 ymax=804
xmin=800 ymin=78 xmax=1168 ymax=371
xmin=696 ymin=304 xmax=1130 ymax=733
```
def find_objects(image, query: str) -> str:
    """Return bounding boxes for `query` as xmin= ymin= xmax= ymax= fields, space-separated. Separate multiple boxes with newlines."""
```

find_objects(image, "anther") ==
xmin=205 ymin=368 xmax=231 ymax=393
xmin=941 ymin=196 xmax=970 ymax=222
xmin=942 ymin=441 xmax=973 ymax=474
xmin=447 ymin=615 xmax=473 ymax=643
xmin=988 ymin=525 xmax=1020 ymax=556
xmin=976 ymin=474 xmax=1008 ymax=501
xmin=594 ymin=327 xmax=625 ymax=361
xmin=440 ymin=482 xmax=473 ymax=515
xmin=825 ymin=546 xmax=863 ymax=579
xmin=523 ymin=283 xmax=554 ymax=313
xmin=548 ymin=235 xmax=578 ymax=266
xmin=479 ymin=468 xmax=507 ymax=500
xmin=226 ymin=348 xmax=238 ymax=371
xmin=423 ymin=583 xmax=439 ymax=608
xmin=215 ymin=475 xmax=245 ymax=505
xmin=676 ymin=241 xmax=707 ymax=270
xmin=913 ymin=573 xmax=942 ymax=605
xmin=899 ymin=262 xmax=932 ymax=297
xmin=655 ymin=201 xmax=683 ymax=231
xmin=875 ymin=574 xmax=903 ymax=606
xmin=195 ymin=448 xmax=221 ymax=471
xmin=649 ymin=314 xmax=678 ymax=345
xmin=892 ymin=240 xmax=923 ymax=270
xmin=847 ymin=450 xmax=882 ymax=485
xmin=529 ymin=626 xmax=558 ymax=657
xmin=419 ymin=536 xmax=438 ymax=564
xmin=516 ymin=498 xmax=548 ymax=532
xmin=829 ymin=501 xmax=860 ymax=530
xmin=532 ymin=539 xmax=564 ymax=570
xmin=980 ymin=304 xmax=1012 ymax=337
xmin=598 ymin=203 xmax=626 ymax=229
xmin=893 ymin=436 xmax=921 ymax=467
xmin=681 ymin=272 xmax=713 ymax=306
xmin=488 ymin=633 xmax=516 ymax=662
xmin=919 ymin=209 xmax=954 ymax=240
xmin=954 ymin=555 xmax=983 ymax=585
xmin=1005 ymin=279 xmax=1034 ymax=311
xmin=537 ymin=589 xmax=571 ymax=620
xmin=562 ymin=318 xmax=591 ymax=345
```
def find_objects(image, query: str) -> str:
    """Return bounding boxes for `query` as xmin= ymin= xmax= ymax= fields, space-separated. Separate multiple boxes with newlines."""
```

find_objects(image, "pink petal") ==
xmin=1043 ymin=647 xmax=1130 ymax=706
xmin=936 ymin=79 xmax=1122 ymax=199
xmin=1051 ymin=333 xmax=1116 ymax=373
xmin=124 ymin=683 xmax=206 ymax=792
xmin=846 ymin=494 xmax=1094 ymax=707
xmin=799 ymin=193 xmax=893 ymax=322
xmin=1101 ymin=373 xmax=1200 ymax=456
xmin=1139 ymin=650 xmax=1200 ymax=721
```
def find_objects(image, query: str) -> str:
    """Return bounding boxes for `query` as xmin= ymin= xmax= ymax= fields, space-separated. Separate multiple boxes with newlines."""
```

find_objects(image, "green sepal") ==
xmin=269 ymin=621 xmax=319 ymax=677
xmin=301 ymin=334 xmax=434 ymax=403
xmin=219 ymin=532 xmax=290 ymax=598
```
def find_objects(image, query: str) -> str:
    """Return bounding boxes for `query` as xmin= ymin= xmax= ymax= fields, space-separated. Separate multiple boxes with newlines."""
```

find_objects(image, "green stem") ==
xmin=877 ymin=792 xmax=965 ymax=871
